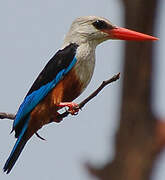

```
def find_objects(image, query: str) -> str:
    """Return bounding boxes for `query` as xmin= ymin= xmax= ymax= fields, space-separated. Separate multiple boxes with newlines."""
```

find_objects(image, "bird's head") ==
xmin=63 ymin=16 xmax=158 ymax=47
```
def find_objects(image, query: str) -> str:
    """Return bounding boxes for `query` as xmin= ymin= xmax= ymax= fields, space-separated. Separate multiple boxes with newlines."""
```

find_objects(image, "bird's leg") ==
xmin=57 ymin=102 xmax=79 ymax=115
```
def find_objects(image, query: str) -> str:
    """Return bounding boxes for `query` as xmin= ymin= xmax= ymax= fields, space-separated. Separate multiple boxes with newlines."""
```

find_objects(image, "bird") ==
xmin=3 ymin=16 xmax=158 ymax=174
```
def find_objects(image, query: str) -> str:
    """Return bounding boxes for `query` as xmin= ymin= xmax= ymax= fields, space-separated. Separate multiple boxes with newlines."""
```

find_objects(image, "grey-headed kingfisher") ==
xmin=3 ymin=16 xmax=158 ymax=173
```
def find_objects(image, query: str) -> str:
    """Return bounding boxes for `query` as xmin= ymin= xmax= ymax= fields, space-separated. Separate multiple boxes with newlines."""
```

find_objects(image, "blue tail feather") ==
xmin=3 ymin=117 xmax=29 ymax=174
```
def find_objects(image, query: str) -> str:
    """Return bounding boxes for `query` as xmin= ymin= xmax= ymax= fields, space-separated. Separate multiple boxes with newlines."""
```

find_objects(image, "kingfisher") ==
xmin=3 ymin=16 xmax=158 ymax=173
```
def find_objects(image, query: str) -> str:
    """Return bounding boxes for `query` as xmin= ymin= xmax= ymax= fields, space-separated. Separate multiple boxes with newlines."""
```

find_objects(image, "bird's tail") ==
xmin=3 ymin=120 xmax=29 ymax=174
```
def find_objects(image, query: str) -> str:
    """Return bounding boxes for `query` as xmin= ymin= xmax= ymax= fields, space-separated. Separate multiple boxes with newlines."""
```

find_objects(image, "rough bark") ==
xmin=88 ymin=0 xmax=164 ymax=180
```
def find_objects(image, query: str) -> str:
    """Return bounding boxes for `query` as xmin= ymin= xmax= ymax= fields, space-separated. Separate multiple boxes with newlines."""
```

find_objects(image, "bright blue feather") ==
xmin=8 ymin=117 xmax=29 ymax=160
xmin=13 ymin=56 xmax=77 ymax=129
xmin=3 ymin=116 xmax=29 ymax=173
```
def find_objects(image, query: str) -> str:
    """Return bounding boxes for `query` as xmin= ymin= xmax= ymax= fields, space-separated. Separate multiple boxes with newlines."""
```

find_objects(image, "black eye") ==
xmin=92 ymin=20 xmax=108 ymax=30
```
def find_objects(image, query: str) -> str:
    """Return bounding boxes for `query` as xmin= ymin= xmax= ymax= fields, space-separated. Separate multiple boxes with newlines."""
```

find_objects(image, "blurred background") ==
xmin=0 ymin=0 xmax=164 ymax=179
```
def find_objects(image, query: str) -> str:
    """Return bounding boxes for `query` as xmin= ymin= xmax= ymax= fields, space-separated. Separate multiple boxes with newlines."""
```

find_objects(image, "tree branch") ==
xmin=0 ymin=73 xmax=120 ymax=121
xmin=0 ymin=73 xmax=120 ymax=141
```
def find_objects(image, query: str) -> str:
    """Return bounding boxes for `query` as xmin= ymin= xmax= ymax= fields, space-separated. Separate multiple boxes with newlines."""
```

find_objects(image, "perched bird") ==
xmin=3 ymin=16 xmax=158 ymax=173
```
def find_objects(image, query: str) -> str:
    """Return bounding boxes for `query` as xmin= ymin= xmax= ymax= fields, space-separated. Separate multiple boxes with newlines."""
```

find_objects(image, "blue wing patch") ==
xmin=13 ymin=56 xmax=77 ymax=130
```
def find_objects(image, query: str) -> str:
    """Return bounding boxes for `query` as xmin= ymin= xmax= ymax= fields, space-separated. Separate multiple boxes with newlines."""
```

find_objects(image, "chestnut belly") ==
xmin=51 ymin=67 xmax=84 ymax=103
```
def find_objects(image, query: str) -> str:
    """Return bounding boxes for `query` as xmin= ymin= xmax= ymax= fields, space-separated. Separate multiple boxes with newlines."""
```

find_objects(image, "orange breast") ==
xmin=58 ymin=67 xmax=83 ymax=102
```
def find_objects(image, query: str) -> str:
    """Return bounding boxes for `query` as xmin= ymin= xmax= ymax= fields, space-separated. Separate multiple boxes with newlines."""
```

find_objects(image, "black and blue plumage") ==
xmin=4 ymin=43 xmax=79 ymax=173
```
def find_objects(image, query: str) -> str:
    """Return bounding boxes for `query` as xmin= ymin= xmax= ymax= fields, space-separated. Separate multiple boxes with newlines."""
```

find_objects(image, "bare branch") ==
xmin=0 ymin=73 xmax=120 ymax=141
xmin=0 ymin=73 xmax=120 ymax=121
xmin=79 ymin=73 xmax=120 ymax=109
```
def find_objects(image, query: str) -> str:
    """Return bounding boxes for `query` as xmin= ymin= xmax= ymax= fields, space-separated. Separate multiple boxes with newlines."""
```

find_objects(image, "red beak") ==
xmin=105 ymin=27 xmax=158 ymax=41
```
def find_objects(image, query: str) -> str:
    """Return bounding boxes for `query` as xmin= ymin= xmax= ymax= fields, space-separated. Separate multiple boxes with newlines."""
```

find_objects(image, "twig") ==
xmin=0 ymin=112 xmax=15 ymax=120
xmin=79 ymin=73 xmax=120 ymax=109
xmin=0 ymin=73 xmax=120 ymax=121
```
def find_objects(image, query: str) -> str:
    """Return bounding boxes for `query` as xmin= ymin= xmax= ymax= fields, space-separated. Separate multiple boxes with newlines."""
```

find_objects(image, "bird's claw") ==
xmin=35 ymin=132 xmax=46 ymax=141
xmin=57 ymin=102 xmax=79 ymax=115
xmin=68 ymin=108 xmax=79 ymax=115
xmin=66 ymin=102 xmax=79 ymax=115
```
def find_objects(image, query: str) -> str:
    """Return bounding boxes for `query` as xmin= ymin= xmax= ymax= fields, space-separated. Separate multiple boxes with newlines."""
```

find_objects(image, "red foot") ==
xmin=57 ymin=102 xmax=79 ymax=115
